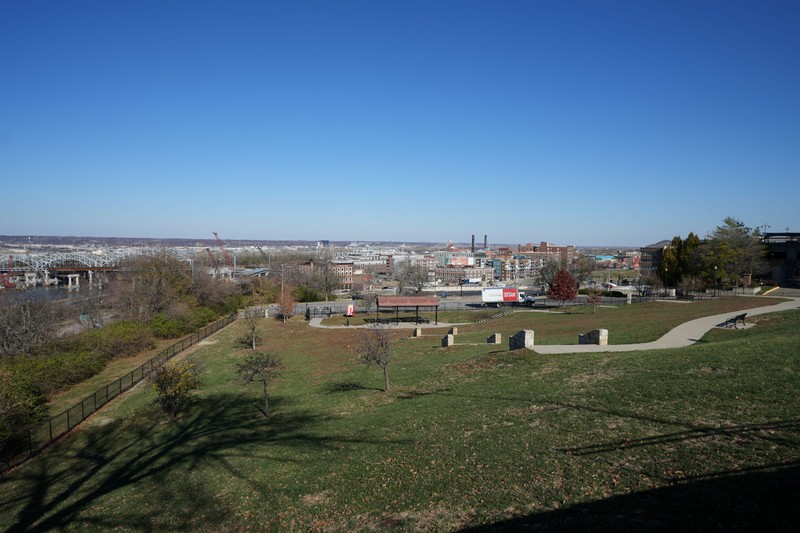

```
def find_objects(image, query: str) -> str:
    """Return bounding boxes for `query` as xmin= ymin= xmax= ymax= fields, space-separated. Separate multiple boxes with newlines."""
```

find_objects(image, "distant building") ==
xmin=298 ymin=258 xmax=354 ymax=290
xmin=764 ymin=232 xmax=800 ymax=287
xmin=434 ymin=265 xmax=494 ymax=285
xmin=639 ymin=240 xmax=671 ymax=274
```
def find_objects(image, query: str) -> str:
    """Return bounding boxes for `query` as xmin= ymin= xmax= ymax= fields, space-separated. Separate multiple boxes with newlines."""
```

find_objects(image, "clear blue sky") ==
xmin=1 ymin=1 xmax=798 ymax=246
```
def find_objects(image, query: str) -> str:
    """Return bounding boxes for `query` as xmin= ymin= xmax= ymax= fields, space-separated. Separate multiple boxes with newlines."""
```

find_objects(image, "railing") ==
xmin=1 ymin=313 xmax=237 ymax=473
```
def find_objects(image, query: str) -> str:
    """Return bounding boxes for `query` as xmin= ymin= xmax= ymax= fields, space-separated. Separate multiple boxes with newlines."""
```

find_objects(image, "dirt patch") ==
xmin=569 ymin=369 xmax=617 ymax=385
xmin=302 ymin=491 xmax=330 ymax=506
xmin=88 ymin=415 xmax=114 ymax=427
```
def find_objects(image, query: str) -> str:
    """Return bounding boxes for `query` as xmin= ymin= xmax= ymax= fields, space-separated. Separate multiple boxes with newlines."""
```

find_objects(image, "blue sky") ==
xmin=1 ymin=1 xmax=798 ymax=246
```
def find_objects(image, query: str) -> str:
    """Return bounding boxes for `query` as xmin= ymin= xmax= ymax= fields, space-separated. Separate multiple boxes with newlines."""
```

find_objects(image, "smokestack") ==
xmin=484 ymin=235 xmax=488 ymax=250
xmin=471 ymin=234 xmax=475 ymax=253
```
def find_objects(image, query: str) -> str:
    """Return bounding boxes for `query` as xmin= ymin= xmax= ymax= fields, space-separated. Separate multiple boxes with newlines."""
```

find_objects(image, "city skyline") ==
xmin=1 ymin=1 xmax=797 ymax=245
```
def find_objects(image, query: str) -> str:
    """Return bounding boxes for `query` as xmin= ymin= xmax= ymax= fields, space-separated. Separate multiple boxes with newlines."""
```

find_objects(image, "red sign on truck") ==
xmin=502 ymin=288 xmax=519 ymax=301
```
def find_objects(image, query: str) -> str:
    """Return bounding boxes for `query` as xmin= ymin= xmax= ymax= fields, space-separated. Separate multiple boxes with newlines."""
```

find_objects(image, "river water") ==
xmin=0 ymin=285 xmax=105 ymax=303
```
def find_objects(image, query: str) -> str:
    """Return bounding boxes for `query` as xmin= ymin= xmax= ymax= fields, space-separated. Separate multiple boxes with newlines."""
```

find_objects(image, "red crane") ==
xmin=212 ymin=231 xmax=234 ymax=268
xmin=205 ymin=248 xmax=220 ymax=275
xmin=2 ymin=255 xmax=16 ymax=289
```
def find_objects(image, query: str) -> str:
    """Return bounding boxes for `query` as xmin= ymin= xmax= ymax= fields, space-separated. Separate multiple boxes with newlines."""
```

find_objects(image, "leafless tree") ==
xmin=568 ymin=256 xmax=594 ymax=288
xmin=111 ymin=254 xmax=188 ymax=322
xmin=585 ymin=288 xmax=604 ymax=313
xmin=236 ymin=352 xmax=283 ymax=417
xmin=538 ymin=258 xmax=563 ymax=288
xmin=241 ymin=310 xmax=263 ymax=349
xmin=395 ymin=261 xmax=428 ymax=295
xmin=0 ymin=293 xmax=62 ymax=356
xmin=354 ymin=324 xmax=393 ymax=392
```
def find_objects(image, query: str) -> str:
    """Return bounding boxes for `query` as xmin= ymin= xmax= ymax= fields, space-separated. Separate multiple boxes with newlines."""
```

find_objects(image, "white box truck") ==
xmin=481 ymin=287 xmax=533 ymax=307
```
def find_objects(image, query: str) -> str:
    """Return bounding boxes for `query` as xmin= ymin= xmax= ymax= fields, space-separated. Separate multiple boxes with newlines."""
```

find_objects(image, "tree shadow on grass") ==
xmin=326 ymin=381 xmax=372 ymax=393
xmin=460 ymin=460 xmax=800 ymax=532
xmin=2 ymin=391 xmax=409 ymax=532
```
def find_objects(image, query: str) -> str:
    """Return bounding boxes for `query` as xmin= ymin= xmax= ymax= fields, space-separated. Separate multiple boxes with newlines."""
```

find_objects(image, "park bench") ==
xmin=723 ymin=313 xmax=747 ymax=329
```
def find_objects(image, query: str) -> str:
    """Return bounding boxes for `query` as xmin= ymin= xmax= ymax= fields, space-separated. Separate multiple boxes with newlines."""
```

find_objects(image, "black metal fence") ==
xmin=1 ymin=313 xmax=237 ymax=473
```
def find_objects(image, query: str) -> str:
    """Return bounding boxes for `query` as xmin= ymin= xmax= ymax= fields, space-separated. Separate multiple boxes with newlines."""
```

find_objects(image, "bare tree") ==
xmin=361 ymin=294 xmax=378 ymax=314
xmin=354 ymin=324 xmax=393 ymax=392
xmin=395 ymin=261 xmax=428 ymax=295
xmin=0 ymin=294 xmax=62 ymax=356
xmin=236 ymin=352 xmax=283 ymax=417
xmin=111 ymin=254 xmax=188 ymax=323
xmin=585 ymin=288 xmax=603 ymax=313
xmin=241 ymin=310 xmax=262 ymax=349
xmin=538 ymin=258 xmax=563 ymax=289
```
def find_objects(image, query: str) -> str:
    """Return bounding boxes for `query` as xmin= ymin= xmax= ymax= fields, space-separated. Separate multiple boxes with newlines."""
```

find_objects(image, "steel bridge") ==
xmin=2 ymin=248 xmax=169 ymax=275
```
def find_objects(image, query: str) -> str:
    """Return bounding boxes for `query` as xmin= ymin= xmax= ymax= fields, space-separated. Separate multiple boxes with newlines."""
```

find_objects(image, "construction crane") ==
xmin=256 ymin=246 xmax=271 ymax=270
xmin=204 ymin=248 xmax=220 ymax=277
xmin=2 ymin=255 xmax=16 ymax=289
xmin=212 ymin=232 xmax=234 ymax=268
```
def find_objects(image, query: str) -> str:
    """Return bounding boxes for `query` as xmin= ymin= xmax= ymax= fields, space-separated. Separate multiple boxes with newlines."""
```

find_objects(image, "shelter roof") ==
xmin=377 ymin=296 xmax=440 ymax=307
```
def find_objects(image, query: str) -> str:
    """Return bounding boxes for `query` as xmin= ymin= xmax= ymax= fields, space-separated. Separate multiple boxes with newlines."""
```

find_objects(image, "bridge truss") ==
xmin=4 ymin=248 xmax=170 ymax=274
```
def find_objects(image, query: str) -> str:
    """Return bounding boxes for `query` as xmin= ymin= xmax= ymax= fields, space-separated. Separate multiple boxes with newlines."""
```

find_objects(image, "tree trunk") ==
xmin=383 ymin=366 xmax=390 ymax=393
xmin=263 ymin=383 xmax=270 ymax=417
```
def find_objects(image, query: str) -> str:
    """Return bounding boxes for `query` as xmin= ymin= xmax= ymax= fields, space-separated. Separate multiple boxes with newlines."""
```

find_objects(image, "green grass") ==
xmin=1 ymin=300 xmax=799 ymax=531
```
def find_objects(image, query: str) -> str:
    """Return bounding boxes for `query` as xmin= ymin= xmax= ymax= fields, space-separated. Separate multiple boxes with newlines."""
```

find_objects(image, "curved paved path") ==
xmin=533 ymin=297 xmax=800 ymax=354
xmin=308 ymin=297 xmax=800 ymax=355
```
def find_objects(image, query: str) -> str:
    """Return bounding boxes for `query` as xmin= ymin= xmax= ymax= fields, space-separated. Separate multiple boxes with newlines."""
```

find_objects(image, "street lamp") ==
xmin=714 ymin=266 xmax=718 ymax=297
xmin=664 ymin=267 xmax=669 ymax=296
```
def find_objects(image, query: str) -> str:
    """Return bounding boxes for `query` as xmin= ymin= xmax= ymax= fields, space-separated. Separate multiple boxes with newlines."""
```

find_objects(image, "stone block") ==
xmin=448 ymin=326 xmax=458 ymax=335
xmin=487 ymin=333 xmax=502 ymax=345
xmin=442 ymin=334 xmax=455 ymax=347
xmin=412 ymin=328 xmax=423 ymax=337
xmin=578 ymin=329 xmax=608 ymax=345
xmin=509 ymin=330 xmax=534 ymax=351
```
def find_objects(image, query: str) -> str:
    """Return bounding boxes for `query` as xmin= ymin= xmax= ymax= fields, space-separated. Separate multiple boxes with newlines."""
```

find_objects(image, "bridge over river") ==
xmin=1 ymin=248 xmax=170 ymax=288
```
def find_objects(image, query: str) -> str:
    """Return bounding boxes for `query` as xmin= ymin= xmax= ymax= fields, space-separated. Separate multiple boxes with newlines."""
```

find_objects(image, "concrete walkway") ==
xmin=533 ymin=297 xmax=800 ymax=354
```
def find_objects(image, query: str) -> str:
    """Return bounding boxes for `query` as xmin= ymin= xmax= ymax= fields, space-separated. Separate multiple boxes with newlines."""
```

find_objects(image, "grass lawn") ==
xmin=1 ymin=300 xmax=799 ymax=531
xmin=326 ymin=297 xmax=781 ymax=345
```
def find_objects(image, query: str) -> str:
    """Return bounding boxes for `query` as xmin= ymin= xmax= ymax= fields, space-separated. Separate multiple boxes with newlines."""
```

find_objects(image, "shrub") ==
xmin=83 ymin=321 xmax=155 ymax=359
xmin=150 ymin=313 xmax=188 ymax=339
xmin=8 ymin=351 xmax=106 ymax=395
xmin=293 ymin=286 xmax=323 ymax=303
xmin=150 ymin=361 xmax=201 ymax=420
xmin=0 ymin=372 xmax=47 ymax=455
xmin=189 ymin=306 xmax=219 ymax=330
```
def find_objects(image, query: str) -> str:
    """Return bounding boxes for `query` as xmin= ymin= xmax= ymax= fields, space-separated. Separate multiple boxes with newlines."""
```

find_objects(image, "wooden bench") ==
xmin=723 ymin=313 xmax=747 ymax=328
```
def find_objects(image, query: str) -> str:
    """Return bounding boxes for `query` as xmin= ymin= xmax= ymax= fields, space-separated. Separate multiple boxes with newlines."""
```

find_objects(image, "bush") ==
xmin=189 ymin=306 xmax=219 ymax=330
xmin=0 ymin=372 xmax=47 ymax=455
xmin=7 ymin=350 xmax=106 ymax=395
xmin=83 ymin=321 xmax=155 ymax=359
xmin=150 ymin=360 xmax=201 ymax=420
xmin=150 ymin=313 xmax=189 ymax=339
xmin=293 ymin=286 xmax=324 ymax=303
